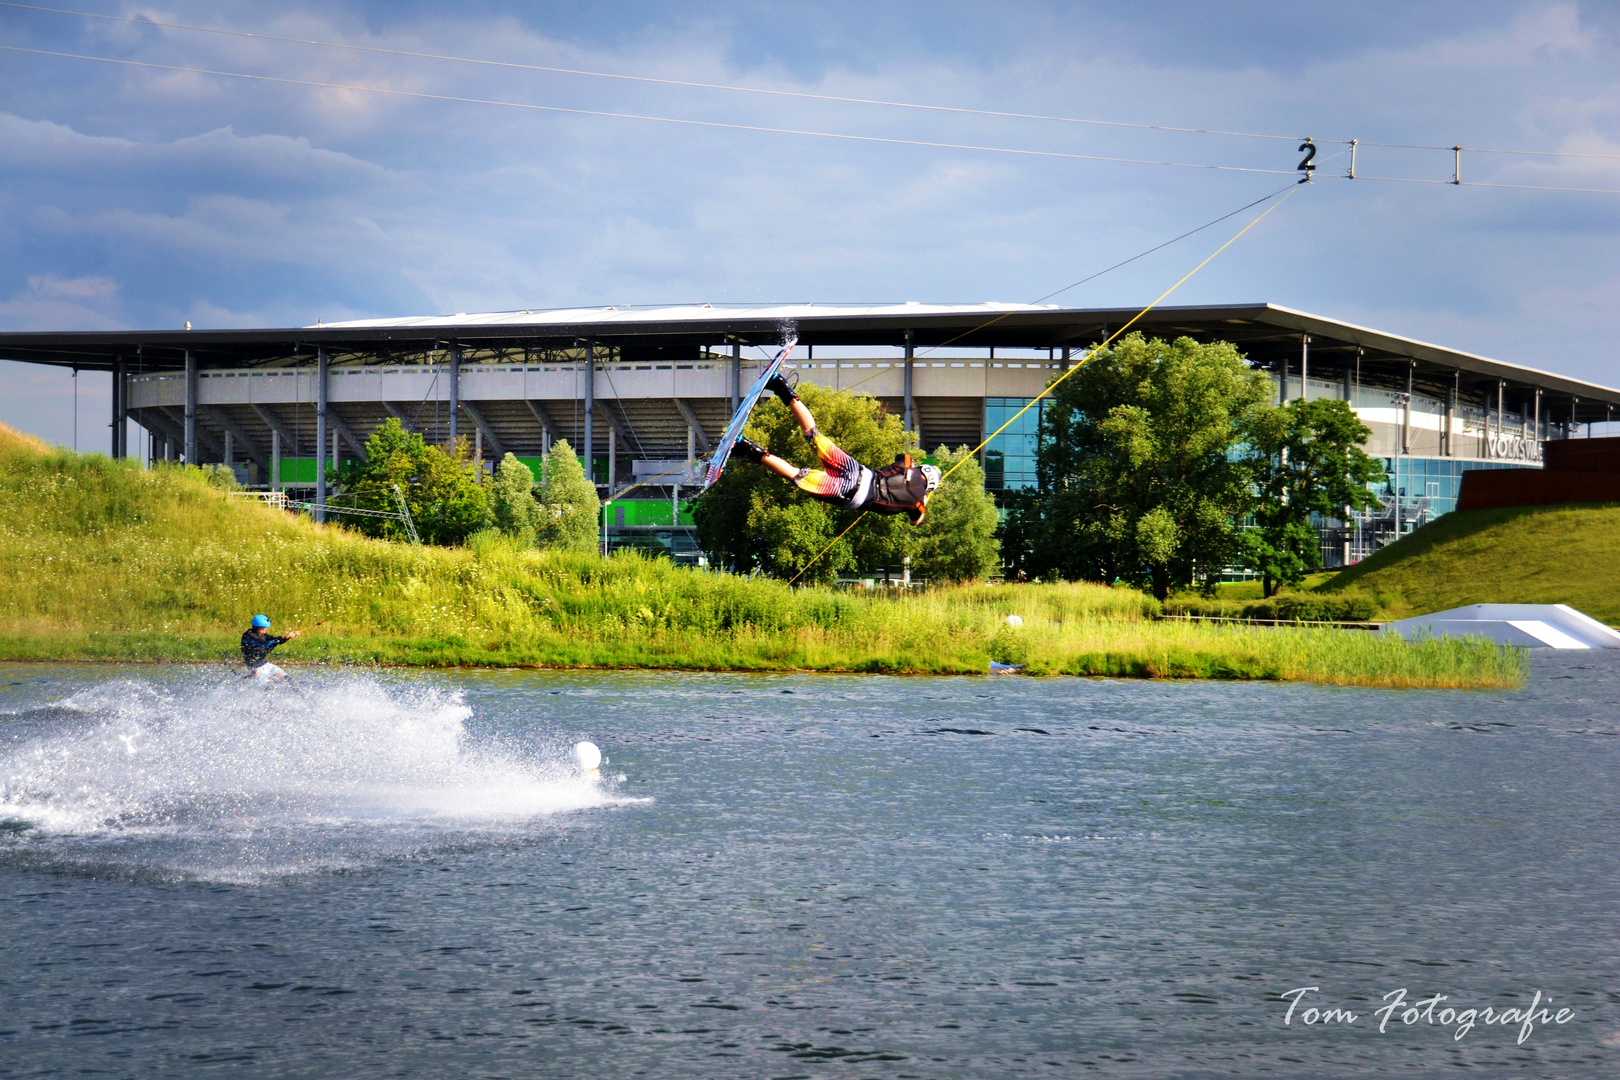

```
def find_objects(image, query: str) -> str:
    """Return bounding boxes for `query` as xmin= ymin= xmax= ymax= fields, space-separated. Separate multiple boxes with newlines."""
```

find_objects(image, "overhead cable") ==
xmin=0 ymin=45 xmax=1296 ymax=176
xmin=784 ymin=183 xmax=1306 ymax=586
xmin=2 ymin=41 xmax=1617 ymax=193
xmin=1354 ymin=139 xmax=1620 ymax=161
xmin=10 ymin=2 xmax=1620 ymax=166
xmin=0 ymin=1 xmax=1316 ymax=144
xmin=829 ymin=179 xmax=1301 ymax=398
xmin=1347 ymin=173 xmax=1620 ymax=195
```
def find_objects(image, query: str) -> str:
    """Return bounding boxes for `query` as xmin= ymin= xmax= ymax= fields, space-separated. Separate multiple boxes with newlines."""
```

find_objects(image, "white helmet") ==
xmin=920 ymin=463 xmax=941 ymax=495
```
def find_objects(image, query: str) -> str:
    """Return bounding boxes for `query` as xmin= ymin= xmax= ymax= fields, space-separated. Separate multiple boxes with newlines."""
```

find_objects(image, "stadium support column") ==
xmin=316 ymin=347 xmax=328 ymax=523
xmin=1060 ymin=344 xmax=1070 ymax=371
xmin=448 ymin=345 xmax=461 ymax=445
xmin=271 ymin=429 xmax=281 ymax=493
xmin=1533 ymin=390 xmax=1542 ymax=460
xmin=1300 ymin=334 xmax=1310 ymax=401
xmin=1445 ymin=371 xmax=1458 ymax=457
xmin=1403 ymin=362 xmax=1414 ymax=454
xmin=586 ymin=343 xmax=598 ymax=483
xmin=184 ymin=349 xmax=197 ymax=464
xmin=111 ymin=356 xmax=126 ymax=458
xmin=730 ymin=342 xmax=740 ymax=415
xmin=903 ymin=329 xmax=915 ymax=437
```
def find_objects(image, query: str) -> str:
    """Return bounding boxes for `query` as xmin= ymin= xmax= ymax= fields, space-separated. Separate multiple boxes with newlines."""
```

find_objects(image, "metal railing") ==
xmin=229 ymin=487 xmax=419 ymax=543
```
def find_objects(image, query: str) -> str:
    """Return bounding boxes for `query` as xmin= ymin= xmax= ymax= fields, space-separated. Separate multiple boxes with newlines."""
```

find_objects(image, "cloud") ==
xmin=26 ymin=272 xmax=118 ymax=300
xmin=0 ymin=273 xmax=123 ymax=330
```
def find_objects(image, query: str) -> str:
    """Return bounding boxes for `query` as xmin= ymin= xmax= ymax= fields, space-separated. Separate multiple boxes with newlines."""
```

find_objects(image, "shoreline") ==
xmin=0 ymin=631 xmax=1528 ymax=688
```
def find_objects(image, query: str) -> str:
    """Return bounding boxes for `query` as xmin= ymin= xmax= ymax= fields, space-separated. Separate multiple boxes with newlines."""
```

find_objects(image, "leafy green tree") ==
xmin=993 ymin=489 xmax=1044 ymax=582
xmin=1242 ymin=397 xmax=1385 ymax=596
xmin=344 ymin=418 xmax=492 ymax=545
xmin=535 ymin=439 xmax=601 ymax=553
xmin=913 ymin=445 xmax=1000 ymax=583
xmin=1036 ymin=333 xmax=1270 ymax=600
xmin=693 ymin=383 xmax=912 ymax=584
xmin=489 ymin=452 xmax=539 ymax=540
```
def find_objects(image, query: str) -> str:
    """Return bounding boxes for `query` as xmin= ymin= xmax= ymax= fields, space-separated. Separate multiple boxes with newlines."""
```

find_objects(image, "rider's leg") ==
xmin=734 ymin=437 xmax=801 ymax=482
xmin=774 ymin=395 xmax=849 ymax=471
xmin=766 ymin=373 xmax=820 ymax=441
xmin=735 ymin=436 xmax=844 ymax=498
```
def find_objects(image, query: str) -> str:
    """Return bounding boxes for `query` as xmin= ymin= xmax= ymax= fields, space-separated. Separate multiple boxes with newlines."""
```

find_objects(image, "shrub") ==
xmin=1164 ymin=589 xmax=1379 ymax=622
xmin=536 ymin=439 xmax=600 ymax=553
xmin=489 ymin=452 xmax=539 ymax=540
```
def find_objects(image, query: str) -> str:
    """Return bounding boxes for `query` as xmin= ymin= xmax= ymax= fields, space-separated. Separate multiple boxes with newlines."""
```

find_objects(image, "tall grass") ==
xmin=0 ymin=433 xmax=1526 ymax=689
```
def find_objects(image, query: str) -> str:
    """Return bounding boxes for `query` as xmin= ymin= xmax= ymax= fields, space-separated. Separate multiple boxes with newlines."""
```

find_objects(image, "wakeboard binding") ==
xmin=733 ymin=437 xmax=769 ymax=464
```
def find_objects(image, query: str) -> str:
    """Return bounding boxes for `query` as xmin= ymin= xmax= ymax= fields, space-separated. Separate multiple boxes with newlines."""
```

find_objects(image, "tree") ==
xmin=489 ymin=452 xmax=539 ymax=540
xmin=993 ymin=489 xmax=1043 ymax=582
xmin=344 ymin=418 xmax=491 ymax=545
xmin=1036 ymin=333 xmax=1270 ymax=600
xmin=913 ymin=445 xmax=1001 ymax=583
xmin=1242 ymin=397 xmax=1385 ymax=596
xmin=535 ymin=439 xmax=600 ymax=553
xmin=692 ymin=383 xmax=913 ymax=584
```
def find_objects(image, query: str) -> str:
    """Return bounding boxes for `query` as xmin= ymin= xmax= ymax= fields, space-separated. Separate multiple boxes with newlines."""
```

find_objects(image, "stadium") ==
xmin=4 ymin=301 xmax=1616 ymax=567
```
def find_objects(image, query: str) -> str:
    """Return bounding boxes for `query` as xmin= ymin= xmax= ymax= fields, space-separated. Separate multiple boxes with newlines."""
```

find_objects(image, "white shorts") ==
xmin=252 ymin=663 xmax=286 ymax=684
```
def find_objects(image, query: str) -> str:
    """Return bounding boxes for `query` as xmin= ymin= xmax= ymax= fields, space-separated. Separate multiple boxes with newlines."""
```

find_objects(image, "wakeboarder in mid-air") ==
xmin=241 ymin=614 xmax=303 ymax=684
xmin=730 ymin=372 xmax=941 ymax=524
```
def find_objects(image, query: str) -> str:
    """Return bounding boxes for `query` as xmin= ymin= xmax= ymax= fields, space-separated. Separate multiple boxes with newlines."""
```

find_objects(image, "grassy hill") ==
xmin=1327 ymin=504 xmax=1620 ymax=625
xmin=0 ymin=422 xmax=1523 ymax=687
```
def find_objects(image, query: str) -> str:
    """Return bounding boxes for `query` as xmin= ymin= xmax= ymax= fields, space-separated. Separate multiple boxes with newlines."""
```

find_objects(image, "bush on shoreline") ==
xmin=1163 ymin=589 xmax=1380 ymax=623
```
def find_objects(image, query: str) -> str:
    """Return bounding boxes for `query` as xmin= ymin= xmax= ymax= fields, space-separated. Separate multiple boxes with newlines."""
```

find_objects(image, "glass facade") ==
xmin=983 ymin=397 xmax=1042 ymax=491
xmin=1378 ymin=457 xmax=1536 ymax=519
xmin=1320 ymin=456 xmax=1542 ymax=569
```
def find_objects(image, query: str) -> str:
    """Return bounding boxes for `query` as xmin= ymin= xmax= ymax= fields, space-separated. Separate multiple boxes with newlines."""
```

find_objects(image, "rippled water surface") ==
xmin=2 ymin=659 xmax=1617 ymax=1078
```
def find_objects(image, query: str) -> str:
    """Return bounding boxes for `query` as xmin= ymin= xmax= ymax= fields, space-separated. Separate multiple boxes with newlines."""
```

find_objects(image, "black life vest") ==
xmin=862 ymin=453 xmax=931 ymax=522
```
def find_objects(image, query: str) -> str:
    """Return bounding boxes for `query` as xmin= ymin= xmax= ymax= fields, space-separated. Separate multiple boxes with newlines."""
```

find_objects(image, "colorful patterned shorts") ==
xmin=791 ymin=429 xmax=873 ymax=508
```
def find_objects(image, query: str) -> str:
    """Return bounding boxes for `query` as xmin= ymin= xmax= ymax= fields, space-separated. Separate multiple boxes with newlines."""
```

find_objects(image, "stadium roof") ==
xmin=4 ymin=301 xmax=1617 ymax=415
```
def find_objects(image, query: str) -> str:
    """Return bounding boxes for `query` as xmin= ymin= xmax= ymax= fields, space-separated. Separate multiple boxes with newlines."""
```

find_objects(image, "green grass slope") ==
xmin=1327 ymin=503 xmax=1620 ymax=624
xmin=0 ymin=423 xmax=1524 ymax=687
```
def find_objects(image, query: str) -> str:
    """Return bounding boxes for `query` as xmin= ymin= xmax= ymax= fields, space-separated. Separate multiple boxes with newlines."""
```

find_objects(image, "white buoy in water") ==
xmin=572 ymin=740 xmax=602 ymax=772
xmin=1005 ymin=614 xmax=1024 ymax=627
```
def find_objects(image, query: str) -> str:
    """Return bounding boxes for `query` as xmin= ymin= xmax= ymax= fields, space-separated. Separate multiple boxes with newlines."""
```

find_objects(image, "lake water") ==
xmin=1 ymin=658 xmax=1617 ymax=1078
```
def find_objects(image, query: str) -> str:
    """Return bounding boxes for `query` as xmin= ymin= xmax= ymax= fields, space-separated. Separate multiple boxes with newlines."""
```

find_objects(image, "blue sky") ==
xmin=2 ymin=1 xmax=1618 ymax=450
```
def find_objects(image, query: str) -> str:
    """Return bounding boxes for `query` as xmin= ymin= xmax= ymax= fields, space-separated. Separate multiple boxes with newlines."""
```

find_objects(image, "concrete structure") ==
xmin=4 ymin=302 xmax=1618 ymax=562
xmin=1384 ymin=604 xmax=1620 ymax=649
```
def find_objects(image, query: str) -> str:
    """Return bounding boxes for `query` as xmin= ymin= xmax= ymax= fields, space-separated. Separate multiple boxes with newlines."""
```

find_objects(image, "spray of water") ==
xmin=0 ymin=673 xmax=637 ymax=883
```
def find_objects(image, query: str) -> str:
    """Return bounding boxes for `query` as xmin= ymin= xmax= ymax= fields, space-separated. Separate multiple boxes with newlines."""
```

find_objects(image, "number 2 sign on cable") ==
xmin=1297 ymin=137 xmax=1317 ymax=183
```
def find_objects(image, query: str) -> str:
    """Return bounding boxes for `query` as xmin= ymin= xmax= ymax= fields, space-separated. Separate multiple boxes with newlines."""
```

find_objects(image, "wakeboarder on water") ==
xmin=241 ymin=614 xmax=303 ymax=685
xmin=731 ymin=373 xmax=941 ymax=524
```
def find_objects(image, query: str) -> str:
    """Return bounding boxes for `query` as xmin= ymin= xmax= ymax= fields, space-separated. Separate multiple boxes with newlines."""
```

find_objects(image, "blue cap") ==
xmin=251 ymin=614 xmax=271 ymax=628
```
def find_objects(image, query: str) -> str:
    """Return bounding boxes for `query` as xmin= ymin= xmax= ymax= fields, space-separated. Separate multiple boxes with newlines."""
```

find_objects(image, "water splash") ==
xmin=0 ymin=673 xmax=636 ymax=883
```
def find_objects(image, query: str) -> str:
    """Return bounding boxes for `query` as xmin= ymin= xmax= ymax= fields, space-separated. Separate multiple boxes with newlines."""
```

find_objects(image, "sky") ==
xmin=1 ymin=0 xmax=1618 ymax=451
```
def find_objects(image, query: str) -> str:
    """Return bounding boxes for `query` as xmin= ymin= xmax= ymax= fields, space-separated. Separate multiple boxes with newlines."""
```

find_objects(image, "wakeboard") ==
xmin=703 ymin=336 xmax=798 ymax=489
